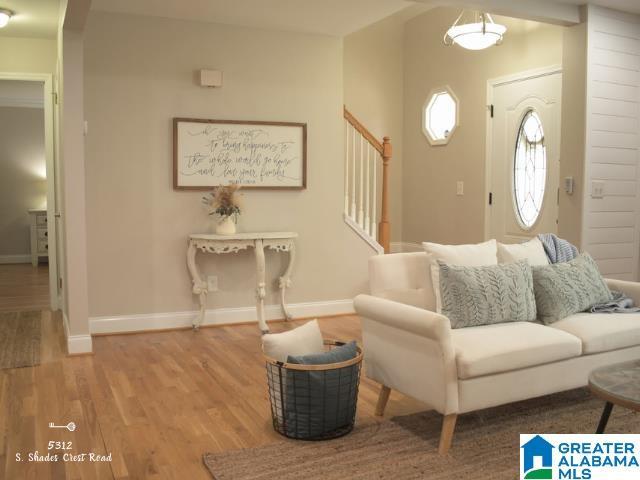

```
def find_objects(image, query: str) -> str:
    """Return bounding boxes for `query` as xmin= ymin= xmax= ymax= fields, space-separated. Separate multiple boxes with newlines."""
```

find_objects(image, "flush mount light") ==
xmin=444 ymin=11 xmax=506 ymax=50
xmin=0 ymin=8 xmax=13 ymax=28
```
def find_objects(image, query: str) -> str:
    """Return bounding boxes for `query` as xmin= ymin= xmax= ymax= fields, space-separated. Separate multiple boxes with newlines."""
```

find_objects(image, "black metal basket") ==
xmin=265 ymin=340 xmax=363 ymax=440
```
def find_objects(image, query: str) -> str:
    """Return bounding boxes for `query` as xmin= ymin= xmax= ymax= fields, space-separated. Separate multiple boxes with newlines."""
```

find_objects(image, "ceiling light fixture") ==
xmin=444 ymin=11 xmax=506 ymax=50
xmin=0 ymin=8 xmax=13 ymax=28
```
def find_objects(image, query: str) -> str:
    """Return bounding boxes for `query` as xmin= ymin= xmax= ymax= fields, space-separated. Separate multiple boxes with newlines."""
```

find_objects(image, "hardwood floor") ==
xmin=1 ymin=315 xmax=426 ymax=480
xmin=0 ymin=264 xmax=49 ymax=312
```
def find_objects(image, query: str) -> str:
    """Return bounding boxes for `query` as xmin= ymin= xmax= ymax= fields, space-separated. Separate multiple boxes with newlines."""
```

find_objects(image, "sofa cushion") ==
xmin=451 ymin=322 xmax=582 ymax=379
xmin=532 ymin=253 xmax=612 ymax=324
xmin=497 ymin=238 xmax=549 ymax=266
xmin=550 ymin=313 xmax=640 ymax=354
xmin=423 ymin=239 xmax=498 ymax=313
xmin=439 ymin=260 xmax=536 ymax=328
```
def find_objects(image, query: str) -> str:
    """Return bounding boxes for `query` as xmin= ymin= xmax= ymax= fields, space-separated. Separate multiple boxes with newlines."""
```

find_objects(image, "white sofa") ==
xmin=354 ymin=252 xmax=640 ymax=454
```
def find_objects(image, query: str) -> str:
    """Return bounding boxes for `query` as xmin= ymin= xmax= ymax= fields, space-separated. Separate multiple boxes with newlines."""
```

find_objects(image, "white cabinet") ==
xmin=28 ymin=209 xmax=48 ymax=266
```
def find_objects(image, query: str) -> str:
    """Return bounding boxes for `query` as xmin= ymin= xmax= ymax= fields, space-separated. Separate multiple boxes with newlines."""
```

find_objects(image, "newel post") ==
xmin=378 ymin=136 xmax=391 ymax=254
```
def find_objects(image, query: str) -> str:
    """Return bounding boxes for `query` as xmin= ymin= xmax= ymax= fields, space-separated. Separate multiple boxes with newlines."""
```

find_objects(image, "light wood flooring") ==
xmin=1 ymin=314 xmax=426 ymax=480
xmin=0 ymin=263 xmax=50 ymax=313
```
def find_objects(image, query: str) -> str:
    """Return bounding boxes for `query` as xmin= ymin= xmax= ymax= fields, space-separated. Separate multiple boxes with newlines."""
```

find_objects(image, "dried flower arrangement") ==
xmin=202 ymin=184 xmax=242 ymax=223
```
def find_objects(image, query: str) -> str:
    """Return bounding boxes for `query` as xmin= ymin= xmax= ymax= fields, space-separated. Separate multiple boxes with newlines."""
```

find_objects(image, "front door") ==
xmin=488 ymin=69 xmax=562 ymax=244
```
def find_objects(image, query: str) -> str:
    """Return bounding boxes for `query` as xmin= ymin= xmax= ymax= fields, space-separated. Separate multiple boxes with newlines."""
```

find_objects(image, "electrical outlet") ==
xmin=591 ymin=180 xmax=605 ymax=199
xmin=456 ymin=181 xmax=464 ymax=196
xmin=207 ymin=275 xmax=218 ymax=292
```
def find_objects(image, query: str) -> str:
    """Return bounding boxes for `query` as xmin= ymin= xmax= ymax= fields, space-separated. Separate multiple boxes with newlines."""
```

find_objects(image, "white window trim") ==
xmin=422 ymin=85 xmax=459 ymax=146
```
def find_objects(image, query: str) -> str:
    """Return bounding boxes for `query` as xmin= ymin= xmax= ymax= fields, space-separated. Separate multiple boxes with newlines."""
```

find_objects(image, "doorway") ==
xmin=0 ymin=75 xmax=59 ymax=313
xmin=487 ymin=66 xmax=562 ymax=243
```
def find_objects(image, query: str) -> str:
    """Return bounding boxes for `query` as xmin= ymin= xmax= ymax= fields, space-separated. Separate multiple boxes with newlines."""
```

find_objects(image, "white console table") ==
xmin=186 ymin=232 xmax=297 ymax=333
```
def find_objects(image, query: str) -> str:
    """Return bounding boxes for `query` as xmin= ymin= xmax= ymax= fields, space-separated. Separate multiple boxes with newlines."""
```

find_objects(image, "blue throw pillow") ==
xmin=284 ymin=341 xmax=359 ymax=439
xmin=287 ymin=340 xmax=357 ymax=365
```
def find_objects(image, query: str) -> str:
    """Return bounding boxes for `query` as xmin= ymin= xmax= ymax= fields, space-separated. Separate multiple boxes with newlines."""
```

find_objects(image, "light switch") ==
xmin=207 ymin=275 xmax=218 ymax=292
xmin=456 ymin=181 xmax=464 ymax=196
xmin=564 ymin=176 xmax=574 ymax=195
xmin=591 ymin=180 xmax=605 ymax=199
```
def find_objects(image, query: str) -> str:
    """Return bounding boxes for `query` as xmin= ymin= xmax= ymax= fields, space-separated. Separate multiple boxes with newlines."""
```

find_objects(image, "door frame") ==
xmin=0 ymin=72 xmax=59 ymax=311
xmin=484 ymin=64 xmax=563 ymax=240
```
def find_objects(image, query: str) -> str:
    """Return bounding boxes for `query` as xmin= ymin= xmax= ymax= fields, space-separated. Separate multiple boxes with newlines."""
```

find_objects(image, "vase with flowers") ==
xmin=202 ymin=184 xmax=242 ymax=235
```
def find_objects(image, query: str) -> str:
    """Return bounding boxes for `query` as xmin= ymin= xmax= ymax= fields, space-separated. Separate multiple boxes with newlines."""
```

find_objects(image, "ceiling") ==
xmin=0 ymin=80 xmax=44 ymax=108
xmin=556 ymin=0 xmax=640 ymax=14
xmin=2 ymin=0 xmax=639 ymax=42
xmin=0 ymin=0 xmax=59 ymax=38
xmin=90 ymin=0 xmax=419 ymax=37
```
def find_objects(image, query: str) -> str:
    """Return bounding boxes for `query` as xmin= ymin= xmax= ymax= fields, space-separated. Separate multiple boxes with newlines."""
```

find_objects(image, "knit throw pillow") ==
xmin=532 ymin=253 xmax=612 ymax=324
xmin=439 ymin=260 xmax=536 ymax=328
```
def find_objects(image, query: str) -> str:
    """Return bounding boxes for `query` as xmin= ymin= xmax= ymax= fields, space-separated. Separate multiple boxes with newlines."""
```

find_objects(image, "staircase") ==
xmin=343 ymin=106 xmax=391 ymax=254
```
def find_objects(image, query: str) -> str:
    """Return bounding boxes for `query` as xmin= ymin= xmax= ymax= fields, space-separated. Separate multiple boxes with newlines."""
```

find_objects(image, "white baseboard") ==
xmin=67 ymin=334 xmax=93 ymax=354
xmin=390 ymin=242 xmax=422 ymax=253
xmin=90 ymin=299 xmax=355 ymax=335
xmin=63 ymin=311 xmax=93 ymax=354
xmin=0 ymin=254 xmax=31 ymax=264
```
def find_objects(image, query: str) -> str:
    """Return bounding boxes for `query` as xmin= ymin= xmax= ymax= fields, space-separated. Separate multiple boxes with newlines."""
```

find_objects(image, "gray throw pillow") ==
xmin=284 ymin=341 xmax=359 ymax=438
xmin=532 ymin=253 xmax=612 ymax=324
xmin=439 ymin=260 xmax=536 ymax=328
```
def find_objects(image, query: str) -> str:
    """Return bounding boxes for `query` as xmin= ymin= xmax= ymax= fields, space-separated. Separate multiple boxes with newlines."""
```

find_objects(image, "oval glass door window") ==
xmin=513 ymin=110 xmax=546 ymax=229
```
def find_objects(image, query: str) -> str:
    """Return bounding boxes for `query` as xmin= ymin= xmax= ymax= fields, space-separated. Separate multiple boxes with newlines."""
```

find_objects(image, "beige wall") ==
xmin=0 ymin=37 xmax=57 ymax=74
xmin=558 ymin=22 xmax=586 ymax=247
xmin=0 ymin=107 xmax=46 ymax=257
xmin=343 ymin=12 xmax=406 ymax=243
xmin=84 ymin=12 xmax=372 ymax=318
xmin=402 ymin=8 xmax=564 ymax=244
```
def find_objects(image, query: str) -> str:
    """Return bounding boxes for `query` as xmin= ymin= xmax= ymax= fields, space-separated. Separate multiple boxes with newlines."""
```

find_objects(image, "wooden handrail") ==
xmin=344 ymin=106 xmax=384 ymax=155
xmin=343 ymin=105 xmax=391 ymax=254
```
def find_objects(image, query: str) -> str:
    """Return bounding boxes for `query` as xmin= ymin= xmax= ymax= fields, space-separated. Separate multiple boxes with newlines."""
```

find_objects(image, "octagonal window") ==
xmin=423 ymin=86 xmax=459 ymax=145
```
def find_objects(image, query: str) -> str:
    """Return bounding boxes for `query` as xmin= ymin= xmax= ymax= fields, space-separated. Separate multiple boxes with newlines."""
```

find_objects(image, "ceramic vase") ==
xmin=216 ymin=216 xmax=237 ymax=235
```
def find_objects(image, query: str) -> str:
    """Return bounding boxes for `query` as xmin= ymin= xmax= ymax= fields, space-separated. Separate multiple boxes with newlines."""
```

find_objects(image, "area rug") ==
xmin=203 ymin=388 xmax=640 ymax=479
xmin=0 ymin=310 xmax=42 ymax=369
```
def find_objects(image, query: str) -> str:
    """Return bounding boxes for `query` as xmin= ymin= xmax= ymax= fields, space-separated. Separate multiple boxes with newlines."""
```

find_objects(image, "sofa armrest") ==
xmin=606 ymin=278 xmax=640 ymax=305
xmin=354 ymin=294 xmax=459 ymax=414
xmin=354 ymin=294 xmax=451 ymax=343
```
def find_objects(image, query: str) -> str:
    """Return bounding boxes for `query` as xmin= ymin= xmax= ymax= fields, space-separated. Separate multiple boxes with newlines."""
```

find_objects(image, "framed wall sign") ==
xmin=173 ymin=118 xmax=307 ymax=190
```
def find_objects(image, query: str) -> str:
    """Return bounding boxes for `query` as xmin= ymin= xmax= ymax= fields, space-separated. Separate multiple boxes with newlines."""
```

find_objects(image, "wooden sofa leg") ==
xmin=438 ymin=414 xmax=457 ymax=455
xmin=375 ymin=385 xmax=391 ymax=416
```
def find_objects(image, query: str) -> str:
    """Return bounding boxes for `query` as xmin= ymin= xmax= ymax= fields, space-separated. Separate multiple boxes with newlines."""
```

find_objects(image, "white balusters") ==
xmin=364 ymin=143 xmax=370 ymax=235
xmin=350 ymin=126 xmax=356 ymax=220
xmin=371 ymin=151 xmax=377 ymax=240
xmin=344 ymin=122 xmax=350 ymax=216
xmin=344 ymin=116 xmax=381 ymax=244
xmin=358 ymin=135 xmax=364 ymax=228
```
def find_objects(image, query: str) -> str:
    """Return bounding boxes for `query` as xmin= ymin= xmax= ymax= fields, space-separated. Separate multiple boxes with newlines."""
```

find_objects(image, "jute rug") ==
xmin=203 ymin=388 xmax=640 ymax=479
xmin=0 ymin=310 xmax=42 ymax=369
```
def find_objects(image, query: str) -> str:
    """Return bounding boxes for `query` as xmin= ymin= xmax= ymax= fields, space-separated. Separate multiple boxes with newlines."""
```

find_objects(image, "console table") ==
xmin=186 ymin=232 xmax=297 ymax=333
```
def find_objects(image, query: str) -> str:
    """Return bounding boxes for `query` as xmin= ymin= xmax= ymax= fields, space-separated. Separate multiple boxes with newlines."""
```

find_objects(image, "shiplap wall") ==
xmin=584 ymin=6 xmax=640 ymax=280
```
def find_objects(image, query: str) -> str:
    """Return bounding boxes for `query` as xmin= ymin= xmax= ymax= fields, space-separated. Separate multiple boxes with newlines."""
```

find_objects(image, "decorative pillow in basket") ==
xmin=262 ymin=320 xmax=363 ymax=440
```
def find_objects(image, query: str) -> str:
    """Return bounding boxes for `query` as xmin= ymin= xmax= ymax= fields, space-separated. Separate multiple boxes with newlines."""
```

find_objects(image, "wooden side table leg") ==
xmin=279 ymin=243 xmax=296 ymax=321
xmin=186 ymin=242 xmax=207 ymax=330
xmin=254 ymin=239 xmax=268 ymax=334
xmin=596 ymin=402 xmax=613 ymax=434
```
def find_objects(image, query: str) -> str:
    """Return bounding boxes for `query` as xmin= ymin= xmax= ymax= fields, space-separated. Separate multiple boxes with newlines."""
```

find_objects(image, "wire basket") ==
xmin=265 ymin=340 xmax=363 ymax=440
